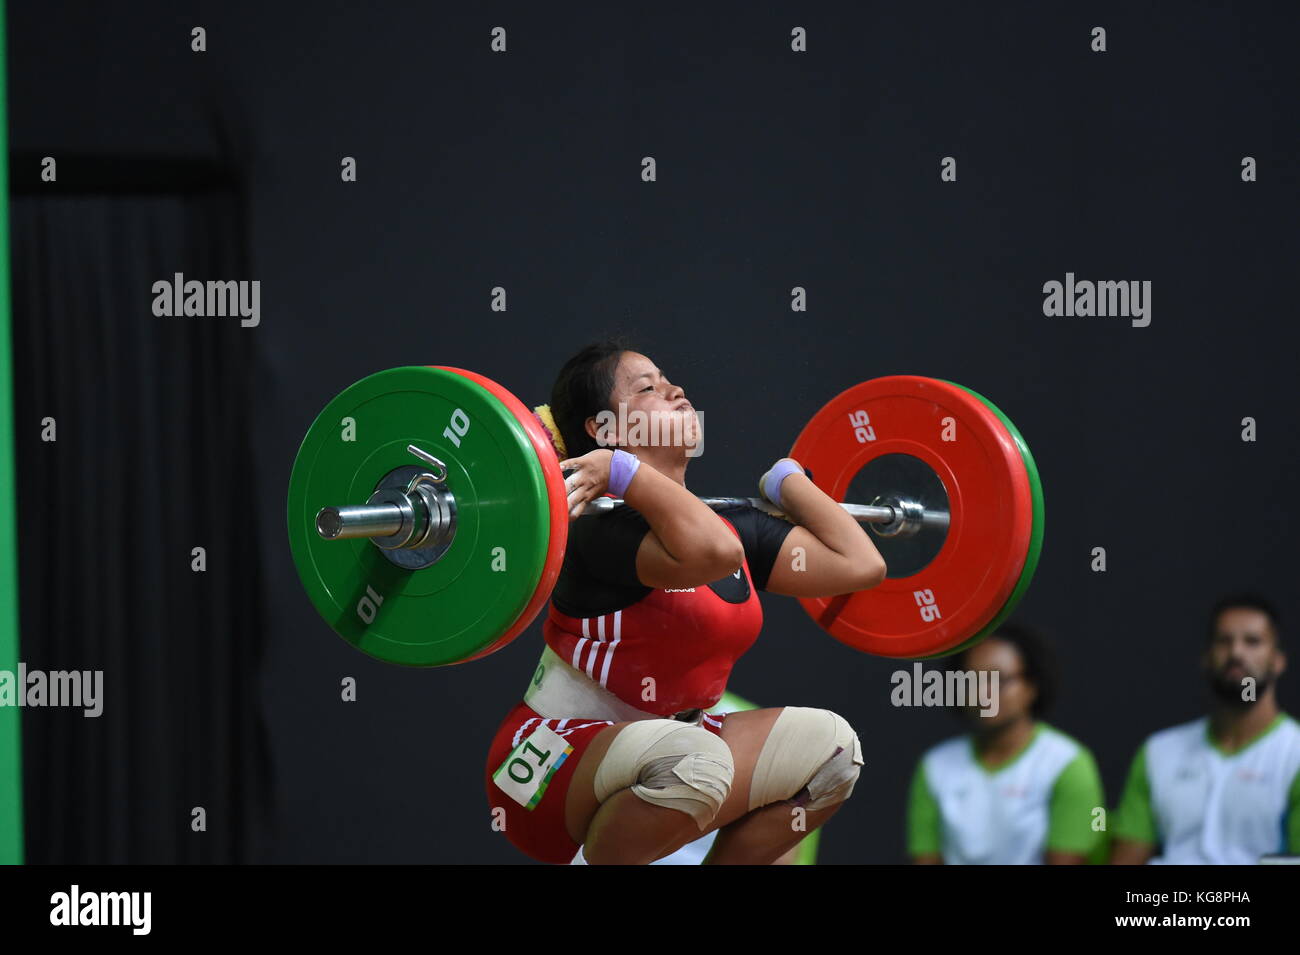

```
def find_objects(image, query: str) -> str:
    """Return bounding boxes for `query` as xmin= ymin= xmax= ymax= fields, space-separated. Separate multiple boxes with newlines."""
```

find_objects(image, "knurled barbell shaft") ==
xmin=583 ymin=496 xmax=949 ymax=529
xmin=316 ymin=494 xmax=949 ymax=541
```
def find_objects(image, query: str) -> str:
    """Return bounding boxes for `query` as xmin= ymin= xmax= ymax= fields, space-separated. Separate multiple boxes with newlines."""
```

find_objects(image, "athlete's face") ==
xmin=1204 ymin=607 xmax=1285 ymax=706
xmin=587 ymin=351 xmax=698 ymax=453
xmin=960 ymin=637 xmax=1037 ymax=729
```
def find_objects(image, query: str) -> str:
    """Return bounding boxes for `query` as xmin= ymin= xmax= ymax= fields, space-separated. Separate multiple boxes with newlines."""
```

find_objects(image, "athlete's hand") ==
xmin=558 ymin=449 xmax=615 ymax=521
xmin=757 ymin=457 xmax=805 ymax=508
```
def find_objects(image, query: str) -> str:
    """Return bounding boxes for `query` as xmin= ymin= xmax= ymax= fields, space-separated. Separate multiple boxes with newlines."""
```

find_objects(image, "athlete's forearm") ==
xmin=621 ymin=462 xmax=741 ymax=566
xmin=779 ymin=472 xmax=883 ymax=567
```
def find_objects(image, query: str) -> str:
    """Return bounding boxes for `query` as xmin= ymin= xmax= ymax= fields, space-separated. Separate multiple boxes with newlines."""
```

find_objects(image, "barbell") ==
xmin=319 ymin=480 xmax=952 ymax=541
xmin=286 ymin=366 xmax=1043 ymax=664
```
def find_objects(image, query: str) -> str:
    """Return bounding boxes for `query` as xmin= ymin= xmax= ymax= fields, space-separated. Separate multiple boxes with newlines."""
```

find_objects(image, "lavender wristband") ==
xmin=760 ymin=459 xmax=803 ymax=509
xmin=607 ymin=449 xmax=641 ymax=497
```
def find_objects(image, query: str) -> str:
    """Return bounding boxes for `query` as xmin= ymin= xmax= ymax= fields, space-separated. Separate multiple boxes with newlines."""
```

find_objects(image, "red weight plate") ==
xmin=789 ymin=376 xmax=1033 ymax=658
xmin=431 ymin=366 xmax=569 ymax=662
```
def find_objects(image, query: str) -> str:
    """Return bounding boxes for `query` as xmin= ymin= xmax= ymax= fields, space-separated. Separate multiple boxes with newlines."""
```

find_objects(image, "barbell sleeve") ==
xmin=317 ymin=504 xmax=405 ymax=540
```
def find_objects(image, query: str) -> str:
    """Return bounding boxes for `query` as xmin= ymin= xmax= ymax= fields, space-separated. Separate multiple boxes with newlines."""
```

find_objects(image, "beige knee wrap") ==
xmin=593 ymin=720 xmax=735 ymax=830
xmin=748 ymin=707 xmax=864 ymax=812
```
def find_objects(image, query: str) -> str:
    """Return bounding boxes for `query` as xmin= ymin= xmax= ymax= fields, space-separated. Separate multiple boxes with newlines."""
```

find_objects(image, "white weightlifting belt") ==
xmin=523 ymin=644 xmax=704 ymax=725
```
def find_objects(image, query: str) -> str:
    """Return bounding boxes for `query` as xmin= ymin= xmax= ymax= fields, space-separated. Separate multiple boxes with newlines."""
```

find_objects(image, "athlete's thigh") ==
xmin=563 ymin=708 xmax=787 ymax=844
xmin=700 ymin=707 xmax=786 ymax=834
xmin=563 ymin=721 xmax=634 ymax=845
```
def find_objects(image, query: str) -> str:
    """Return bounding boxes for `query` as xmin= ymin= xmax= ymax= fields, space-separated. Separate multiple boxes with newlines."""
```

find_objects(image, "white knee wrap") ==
xmin=748 ymin=707 xmax=864 ymax=812
xmin=593 ymin=720 xmax=735 ymax=830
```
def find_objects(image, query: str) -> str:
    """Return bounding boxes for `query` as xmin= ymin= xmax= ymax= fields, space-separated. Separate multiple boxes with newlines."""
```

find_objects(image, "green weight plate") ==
xmin=918 ymin=381 xmax=1044 ymax=659
xmin=287 ymin=366 xmax=552 ymax=666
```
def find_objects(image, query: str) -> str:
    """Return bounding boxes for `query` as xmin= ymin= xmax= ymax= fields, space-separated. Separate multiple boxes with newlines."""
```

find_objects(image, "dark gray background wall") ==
xmin=10 ymin=2 xmax=1298 ymax=862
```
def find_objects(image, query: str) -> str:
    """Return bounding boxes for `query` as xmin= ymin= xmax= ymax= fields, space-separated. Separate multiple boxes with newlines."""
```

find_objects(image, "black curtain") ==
xmin=10 ymin=159 xmax=270 ymax=862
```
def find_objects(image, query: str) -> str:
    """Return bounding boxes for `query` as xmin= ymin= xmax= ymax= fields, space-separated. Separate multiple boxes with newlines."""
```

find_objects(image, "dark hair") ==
xmin=1207 ymin=593 xmax=1282 ymax=648
xmin=550 ymin=337 xmax=636 ymax=458
xmin=946 ymin=621 xmax=1059 ymax=719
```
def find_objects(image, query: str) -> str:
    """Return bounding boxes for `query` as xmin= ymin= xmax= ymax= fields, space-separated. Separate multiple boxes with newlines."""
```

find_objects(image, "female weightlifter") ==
xmin=484 ymin=340 xmax=887 ymax=864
